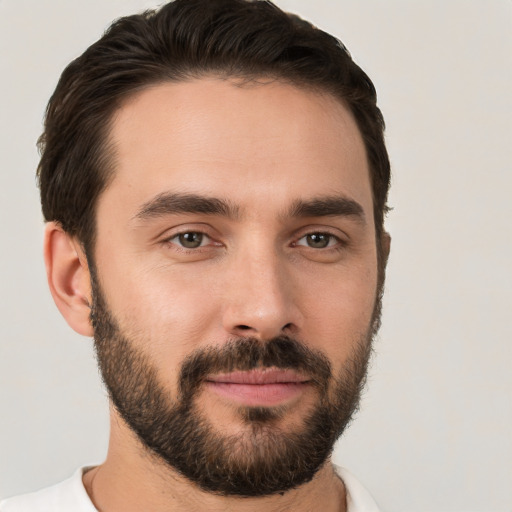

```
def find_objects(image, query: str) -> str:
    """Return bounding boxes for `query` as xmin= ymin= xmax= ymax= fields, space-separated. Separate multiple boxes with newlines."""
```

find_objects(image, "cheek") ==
xmin=299 ymin=262 xmax=378 ymax=359
xmin=98 ymin=260 xmax=220 ymax=366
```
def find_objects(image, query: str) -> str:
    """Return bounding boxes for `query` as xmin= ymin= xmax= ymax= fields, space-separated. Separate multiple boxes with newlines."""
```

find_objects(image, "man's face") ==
xmin=90 ymin=78 xmax=381 ymax=496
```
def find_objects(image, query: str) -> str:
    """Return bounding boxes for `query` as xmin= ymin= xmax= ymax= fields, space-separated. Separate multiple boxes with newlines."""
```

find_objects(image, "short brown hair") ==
xmin=38 ymin=0 xmax=390 ymax=253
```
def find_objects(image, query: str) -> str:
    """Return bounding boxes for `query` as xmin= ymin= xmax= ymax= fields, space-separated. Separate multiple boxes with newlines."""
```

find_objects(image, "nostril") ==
xmin=235 ymin=323 xmax=295 ymax=334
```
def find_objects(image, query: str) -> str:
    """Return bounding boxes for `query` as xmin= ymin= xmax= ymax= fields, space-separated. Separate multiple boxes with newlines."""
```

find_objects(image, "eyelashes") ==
xmin=167 ymin=231 xmax=212 ymax=249
xmin=162 ymin=229 xmax=347 ymax=255
xmin=294 ymin=232 xmax=342 ymax=249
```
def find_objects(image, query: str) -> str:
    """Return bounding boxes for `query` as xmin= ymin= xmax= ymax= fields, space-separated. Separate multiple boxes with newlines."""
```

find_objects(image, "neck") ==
xmin=82 ymin=412 xmax=346 ymax=512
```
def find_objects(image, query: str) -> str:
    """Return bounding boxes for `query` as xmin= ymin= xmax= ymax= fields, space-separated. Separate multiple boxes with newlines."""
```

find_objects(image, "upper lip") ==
xmin=206 ymin=368 xmax=309 ymax=385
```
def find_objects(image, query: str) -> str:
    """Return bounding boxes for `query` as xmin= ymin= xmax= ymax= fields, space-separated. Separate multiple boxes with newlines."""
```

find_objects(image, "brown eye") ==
xmin=304 ymin=233 xmax=332 ymax=248
xmin=177 ymin=232 xmax=204 ymax=248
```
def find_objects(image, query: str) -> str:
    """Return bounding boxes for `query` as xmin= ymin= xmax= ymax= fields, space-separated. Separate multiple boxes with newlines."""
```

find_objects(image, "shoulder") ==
xmin=334 ymin=465 xmax=381 ymax=512
xmin=0 ymin=468 xmax=97 ymax=512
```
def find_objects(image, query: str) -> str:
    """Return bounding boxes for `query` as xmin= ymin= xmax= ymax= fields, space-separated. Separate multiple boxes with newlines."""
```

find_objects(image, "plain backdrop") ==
xmin=0 ymin=1 xmax=511 ymax=511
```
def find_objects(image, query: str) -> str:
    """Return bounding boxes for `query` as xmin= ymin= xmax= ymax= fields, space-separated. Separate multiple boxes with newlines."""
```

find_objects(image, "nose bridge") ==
xmin=221 ymin=236 xmax=301 ymax=339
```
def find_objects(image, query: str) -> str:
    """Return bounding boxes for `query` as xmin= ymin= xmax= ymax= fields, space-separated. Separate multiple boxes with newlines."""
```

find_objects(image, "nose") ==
xmin=221 ymin=246 xmax=303 ymax=340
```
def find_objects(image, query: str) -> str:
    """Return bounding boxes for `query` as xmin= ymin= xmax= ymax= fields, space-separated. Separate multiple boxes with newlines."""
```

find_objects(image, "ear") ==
xmin=44 ymin=222 xmax=94 ymax=337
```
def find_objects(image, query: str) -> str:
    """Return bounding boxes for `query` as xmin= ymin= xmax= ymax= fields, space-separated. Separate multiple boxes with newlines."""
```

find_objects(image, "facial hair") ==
xmin=90 ymin=275 xmax=381 ymax=497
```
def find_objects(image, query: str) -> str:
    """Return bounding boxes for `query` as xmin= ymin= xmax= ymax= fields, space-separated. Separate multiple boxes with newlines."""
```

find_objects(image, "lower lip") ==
xmin=205 ymin=381 xmax=309 ymax=407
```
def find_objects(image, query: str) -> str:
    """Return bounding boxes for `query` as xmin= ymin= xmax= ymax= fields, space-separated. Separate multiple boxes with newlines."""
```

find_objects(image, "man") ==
xmin=1 ymin=0 xmax=390 ymax=510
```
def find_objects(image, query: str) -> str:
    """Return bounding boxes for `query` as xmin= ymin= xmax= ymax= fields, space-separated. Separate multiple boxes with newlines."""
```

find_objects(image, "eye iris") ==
xmin=307 ymin=233 xmax=330 ymax=248
xmin=179 ymin=232 xmax=203 ymax=248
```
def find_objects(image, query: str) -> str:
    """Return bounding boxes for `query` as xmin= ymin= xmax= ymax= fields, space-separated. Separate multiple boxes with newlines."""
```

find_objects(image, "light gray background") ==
xmin=1 ymin=1 xmax=511 ymax=511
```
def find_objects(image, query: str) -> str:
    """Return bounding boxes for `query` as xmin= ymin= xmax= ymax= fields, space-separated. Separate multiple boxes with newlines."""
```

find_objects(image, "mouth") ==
xmin=205 ymin=368 xmax=311 ymax=407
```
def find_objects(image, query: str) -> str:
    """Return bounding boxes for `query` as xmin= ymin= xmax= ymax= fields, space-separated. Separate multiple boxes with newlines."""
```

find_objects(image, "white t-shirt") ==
xmin=0 ymin=466 xmax=380 ymax=512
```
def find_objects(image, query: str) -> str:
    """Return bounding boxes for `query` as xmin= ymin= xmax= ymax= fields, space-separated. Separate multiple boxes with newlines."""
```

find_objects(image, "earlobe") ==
xmin=44 ymin=222 xmax=94 ymax=337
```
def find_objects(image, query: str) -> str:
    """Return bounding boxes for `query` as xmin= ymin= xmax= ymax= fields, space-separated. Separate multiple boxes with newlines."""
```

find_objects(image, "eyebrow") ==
xmin=134 ymin=192 xmax=365 ymax=224
xmin=134 ymin=192 xmax=240 ymax=221
xmin=288 ymin=196 xmax=366 ymax=223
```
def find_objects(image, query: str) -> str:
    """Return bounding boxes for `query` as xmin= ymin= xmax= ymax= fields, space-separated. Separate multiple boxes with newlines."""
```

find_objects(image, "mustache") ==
xmin=178 ymin=335 xmax=332 ymax=399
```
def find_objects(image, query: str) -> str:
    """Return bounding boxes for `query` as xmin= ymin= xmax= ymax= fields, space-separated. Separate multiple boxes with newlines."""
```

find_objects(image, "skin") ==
xmin=45 ymin=78 xmax=388 ymax=512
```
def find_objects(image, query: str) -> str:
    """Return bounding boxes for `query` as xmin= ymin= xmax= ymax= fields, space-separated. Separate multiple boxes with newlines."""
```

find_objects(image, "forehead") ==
xmin=103 ymin=78 xmax=372 ymax=219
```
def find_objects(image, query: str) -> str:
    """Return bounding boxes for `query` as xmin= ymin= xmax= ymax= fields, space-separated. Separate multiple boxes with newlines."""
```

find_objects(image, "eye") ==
xmin=170 ymin=231 xmax=210 ymax=249
xmin=295 ymin=232 xmax=339 ymax=249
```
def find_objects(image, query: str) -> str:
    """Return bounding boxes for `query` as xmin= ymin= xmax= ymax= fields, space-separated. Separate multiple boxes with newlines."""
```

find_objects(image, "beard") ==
xmin=90 ymin=273 xmax=382 ymax=497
